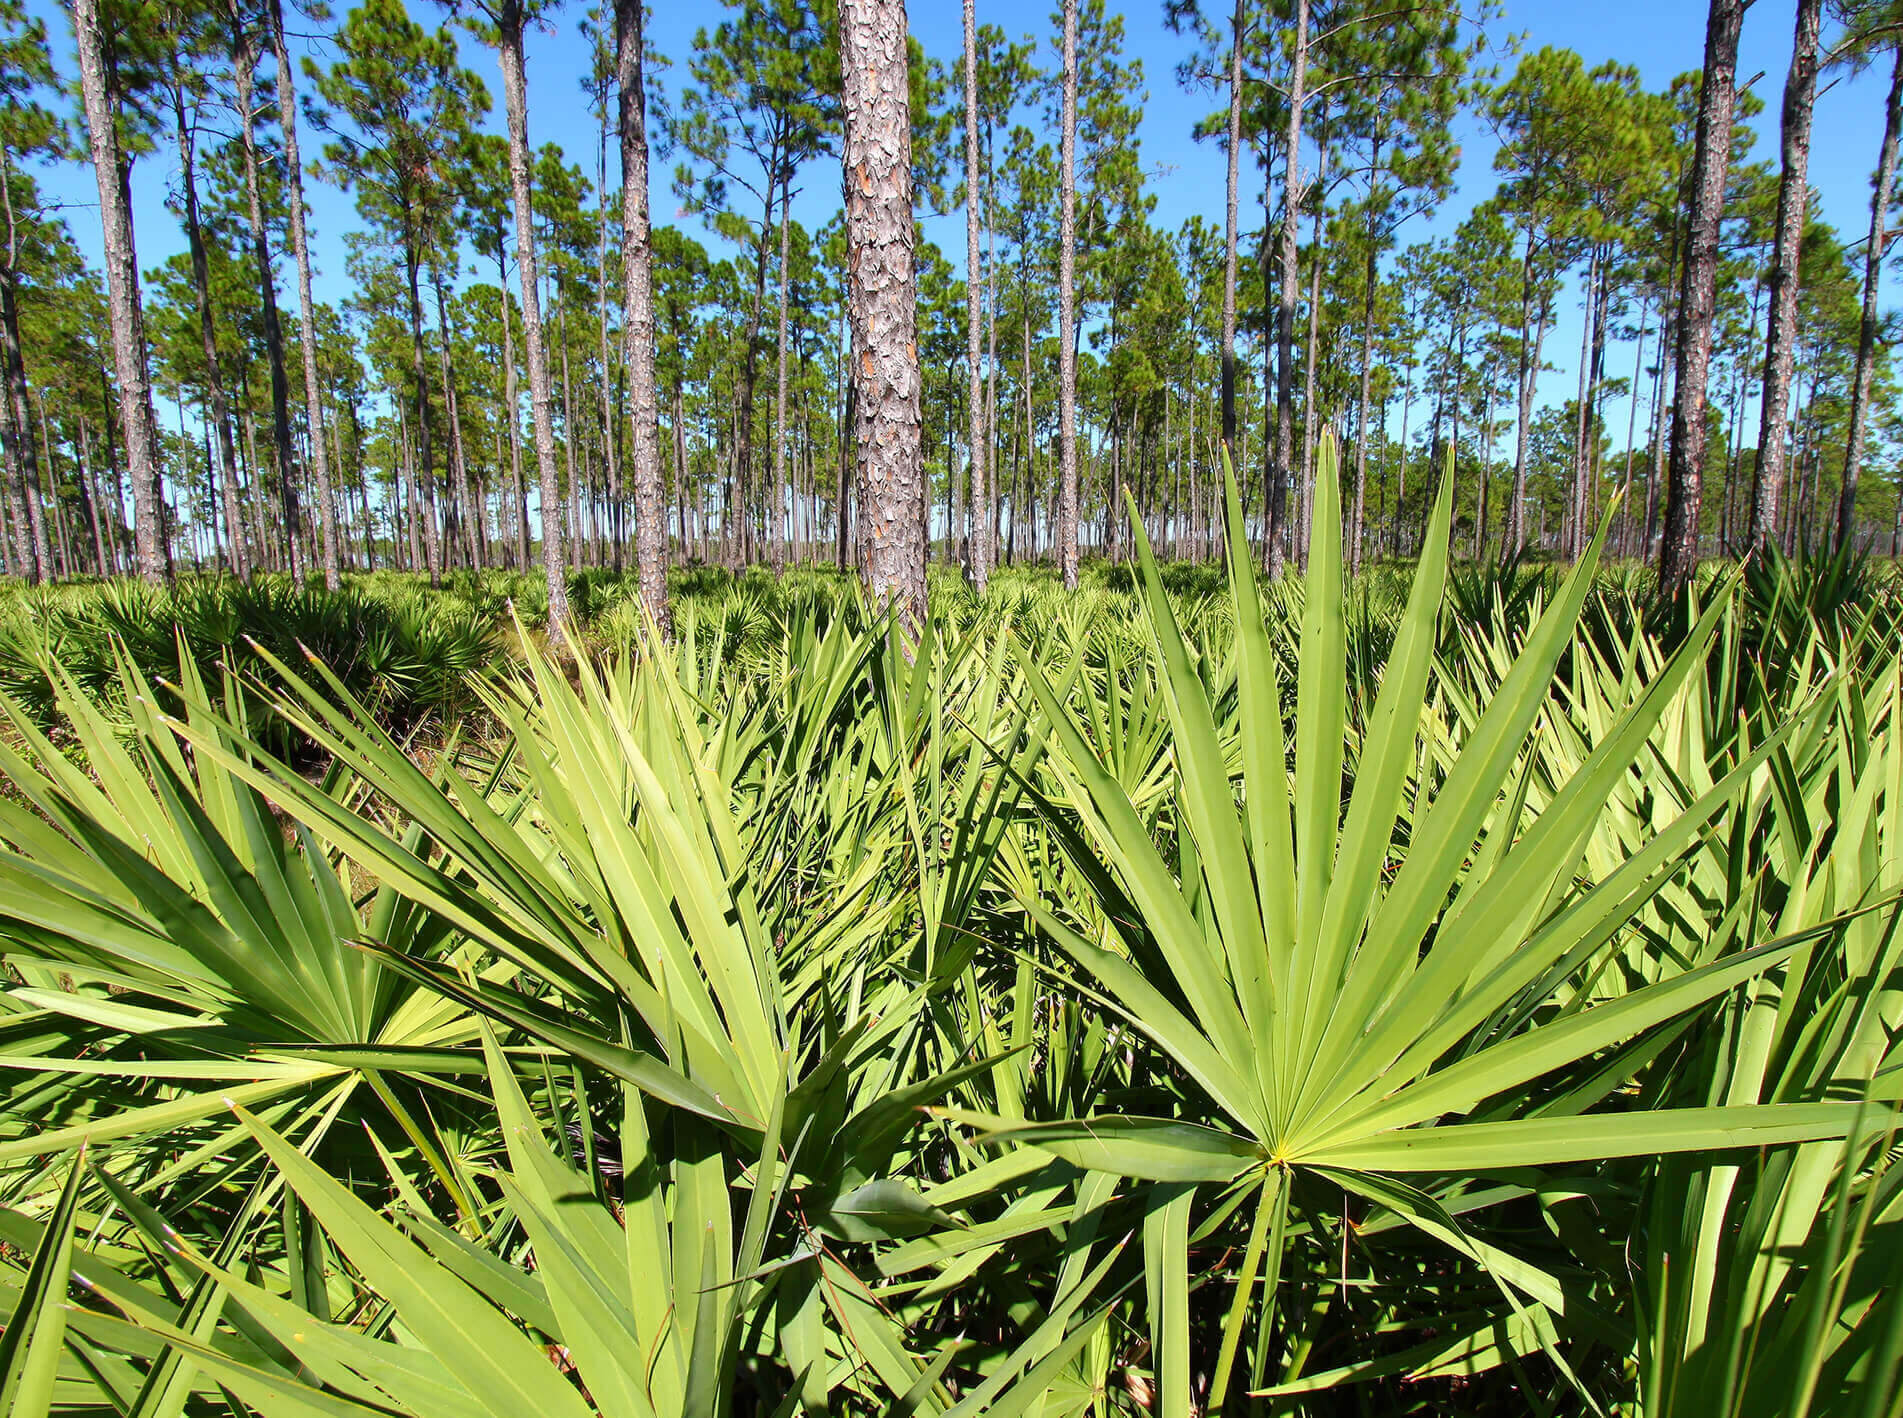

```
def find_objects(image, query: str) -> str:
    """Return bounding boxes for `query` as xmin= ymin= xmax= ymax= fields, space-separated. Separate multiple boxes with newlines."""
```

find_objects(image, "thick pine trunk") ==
xmin=268 ymin=0 xmax=340 ymax=588
xmin=1659 ymin=0 xmax=1748 ymax=595
xmin=840 ymin=0 xmax=926 ymax=629
xmin=1839 ymin=45 xmax=1903 ymax=549
xmin=963 ymin=0 xmax=990 ymax=592
xmin=498 ymin=1 xmax=571 ymax=639
xmin=1056 ymin=0 xmax=1080 ymax=588
xmin=1747 ymin=0 xmax=1821 ymax=556
xmin=74 ymin=0 xmax=165 ymax=582
xmin=615 ymin=0 xmax=669 ymax=633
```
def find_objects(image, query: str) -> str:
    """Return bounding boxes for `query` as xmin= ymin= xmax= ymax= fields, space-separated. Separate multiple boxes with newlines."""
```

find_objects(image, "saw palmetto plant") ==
xmin=2 ymin=439 xmax=1899 ymax=1416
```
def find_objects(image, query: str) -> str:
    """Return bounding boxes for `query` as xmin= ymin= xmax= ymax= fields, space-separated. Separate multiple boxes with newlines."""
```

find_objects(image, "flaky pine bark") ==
xmin=1056 ymin=0 xmax=1080 ymax=589
xmin=1839 ymin=44 xmax=1903 ymax=549
xmin=168 ymin=83 xmax=248 ymax=580
xmin=1269 ymin=0 xmax=1309 ymax=579
xmin=1659 ymin=0 xmax=1748 ymax=596
xmin=963 ymin=0 xmax=990 ymax=592
xmin=1220 ymin=0 xmax=1244 ymax=452
xmin=839 ymin=0 xmax=926 ymax=630
xmin=615 ymin=0 xmax=668 ymax=634
xmin=498 ymin=0 xmax=571 ymax=640
xmin=231 ymin=13 xmax=303 ymax=586
xmin=1747 ymin=0 xmax=1821 ymax=557
xmin=268 ymin=0 xmax=340 ymax=589
xmin=74 ymin=0 xmax=165 ymax=582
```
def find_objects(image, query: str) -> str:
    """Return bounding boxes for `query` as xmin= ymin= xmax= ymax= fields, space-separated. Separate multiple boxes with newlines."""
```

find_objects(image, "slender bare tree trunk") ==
xmin=165 ymin=87 xmax=247 ymax=581
xmin=231 ymin=13 xmax=303 ymax=586
xmin=74 ymin=0 xmax=165 ymax=582
xmin=1567 ymin=249 xmax=1597 ymax=560
xmin=1297 ymin=136 xmax=1325 ymax=567
xmin=0 ymin=152 xmax=48 ymax=584
xmin=1620 ymin=292 xmax=1650 ymax=558
xmin=433 ymin=272 xmax=479 ymax=570
xmin=1660 ymin=0 xmax=1748 ymax=596
xmin=616 ymin=0 xmax=669 ymax=633
xmin=268 ymin=0 xmax=340 ymax=588
xmin=498 ymin=0 xmax=571 ymax=639
xmin=1219 ymin=0 xmax=1244 ymax=456
xmin=1840 ymin=45 xmax=1903 ymax=549
xmin=1350 ymin=242 xmax=1378 ymax=576
xmin=1269 ymin=0 xmax=1309 ymax=579
xmin=1506 ymin=227 xmax=1538 ymax=553
xmin=963 ymin=0 xmax=990 ymax=592
xmin=840 ymin=0 xmax=926 ymax=629
xmin=770 ymin=191 xmax=793 ymax=574
xmin=1055 ymin=0 xmax=1080 ymax=588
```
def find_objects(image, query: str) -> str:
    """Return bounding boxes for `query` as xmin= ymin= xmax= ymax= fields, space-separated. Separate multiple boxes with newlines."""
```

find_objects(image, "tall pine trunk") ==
xmin=167 ymin=84 xmax=248 ymax=580
xmin=1507 ymin=226 xmax=1538 ymax=553
xmin=1839 ymin=45 xmax=1903 ymax=549
xmin=1219 ymin=0 xmax=1244 ymax=452
xmin=770 ymin=191 xmax=792 ymax=574
xmin=498 ymin=0 xmax=571 ymax=640
xmin=840 ymin=0 xmax=926 ymax=628
xmin=1659 ymin=0 xmax=1748 ymax=596
xmin=1747 ymin=0 xmax=1821 ymax=556
xmin=963 ymin=0 xmax=990 ymax=592
xmin=1270 ymin=0 xmax=1310 ymax=579
xmin=231 ymin=11 xmax=303 ymax=586
xmin=268 ymin=0 xmax=340 ymax=588
xmin=1056 ymin=0 xmax=1080 ymax=588
xmin=0 ymin=151 xmax=48 ymax=583
xmin=74 ymin=0 xmax=165 ymax=582
xmin=616 ymin=0 xmax=669 ymax=633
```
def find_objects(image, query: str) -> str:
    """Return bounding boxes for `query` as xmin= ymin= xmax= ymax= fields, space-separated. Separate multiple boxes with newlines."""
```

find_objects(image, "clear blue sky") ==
xmin=22 ymin=0 xmax=1901 ymax=452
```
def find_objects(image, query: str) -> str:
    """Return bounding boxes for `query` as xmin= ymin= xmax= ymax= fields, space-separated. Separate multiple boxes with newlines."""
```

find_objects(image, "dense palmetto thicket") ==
xmin=9 ymin=0 xmax=1903 ymax=611
xmin=2 ymin=444 xmax=1902 ymax=1415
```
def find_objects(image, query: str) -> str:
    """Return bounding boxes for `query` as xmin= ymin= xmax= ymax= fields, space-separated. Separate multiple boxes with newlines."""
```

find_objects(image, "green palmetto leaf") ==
xmin=975 ymin=434 xmax=1871 ymax=1403
xmin=0 ymin=1145 xmax=85 ymax=1418
xmin=235 ymin=1105 xmax=595 ymax=1418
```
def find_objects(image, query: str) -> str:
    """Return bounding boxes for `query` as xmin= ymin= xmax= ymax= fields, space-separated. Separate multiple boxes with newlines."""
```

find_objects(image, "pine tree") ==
xmin=1836 ymin=3 xmax=1903 ymax=548
xmin=1659 ymin=0 xmax=1748 ymax=595
xmin=72 ymin=0 xmax=167 ymax=581
xmin=269 ymin=0 xmax=342 ymax=589
xmin=1 ymin=0 xmax=59 ymax=583
xmin=961 ymin=0 xmax=990 ymax=592
xmin=1052 ymin=0 xmax=1079 ymax=586
xmin=615 ymin=0 xmax=669 ymax=633
xmin=840 ymin=0 xmax=925 ymax=628
xmin=312 ymin=0 xmax=487 ymax=590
